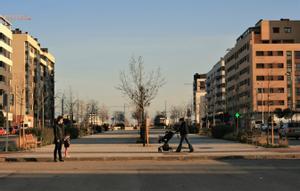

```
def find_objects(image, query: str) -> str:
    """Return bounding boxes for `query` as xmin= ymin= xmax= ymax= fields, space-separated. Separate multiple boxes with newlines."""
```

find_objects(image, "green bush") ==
xmin=211 ymin=125 xmax=234 ymax=139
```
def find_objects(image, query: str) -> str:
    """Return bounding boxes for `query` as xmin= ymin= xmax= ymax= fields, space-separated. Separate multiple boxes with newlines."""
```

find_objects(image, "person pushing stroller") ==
xmin=176 ymin=118 xmax=194 ymax=152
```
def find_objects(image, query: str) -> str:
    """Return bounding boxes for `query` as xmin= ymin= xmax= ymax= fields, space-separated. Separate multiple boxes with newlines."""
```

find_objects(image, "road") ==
xmin=1 ymin=159 xmax=300 ymax=191
xmin=288 ymin=138 xmax=300 ymax=146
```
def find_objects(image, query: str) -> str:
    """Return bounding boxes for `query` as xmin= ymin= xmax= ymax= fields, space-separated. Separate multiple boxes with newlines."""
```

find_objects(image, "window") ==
xmin=277 ymin=63 xmax=284 ymax=68
xmin=0 ymin=61 xmax=6 ymax=69
xmin=256 ymin=63 xmax=264 ymax=68
xmin=256 ymin=51 xmax=264 ymax=56
xmin=277 ymin=76 xmax=284 ymax=80
xmin=256 ymin=76 xmax=264 ymax=81
xmin=273 ymin=27 xmax=280 ymax=33
xmin=272 ymin=40 xmax=281 ymax=44
xmin=297 ymin=101 xmax=300 ymax=109
xmin=0 ymin=89 xmax=3 ymax=96
xmin=277 ymin=51 xmax=284 ymax=56
xmin=276 ymin=88 xmax=284 ymax=93
xmin=282 ymin=39 xmax=294 ymax=43
xmin=0 ymin=75 xmax=5 ymax=82
xmin=284 ymin=27 xmax=292 ymax=33
xmin=278 ymin=101 xmax=285 ymax=106
xmin=267 ymin=51 xmax=273 ymax=56
xmin=295 ymin=51 xmax=300 ymax=59
xmin=296 ymin=63 xmax=300 ymax=71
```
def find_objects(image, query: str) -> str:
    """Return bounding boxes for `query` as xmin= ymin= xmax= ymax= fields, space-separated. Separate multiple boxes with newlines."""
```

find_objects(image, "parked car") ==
xmin=0 ymin=127 xmax=7 ymax=135
xmin=9 ymin=126 xmax=19 ymax=135
xmin=113 ymin=123 xmax=125 ymax=130
xmin=279 ymin=122 xmax=300 ymax=139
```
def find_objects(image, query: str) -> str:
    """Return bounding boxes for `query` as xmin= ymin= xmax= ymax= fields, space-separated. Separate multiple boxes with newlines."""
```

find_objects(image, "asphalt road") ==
xmin=1 ymin=159 xmax=300 ymax=191
xmin=288 ymin=138 xmax=300 ymax=146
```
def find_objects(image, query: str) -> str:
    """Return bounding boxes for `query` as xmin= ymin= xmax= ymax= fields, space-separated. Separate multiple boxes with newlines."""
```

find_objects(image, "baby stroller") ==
xmin=158 ymin=130 xmax=175 ymax=152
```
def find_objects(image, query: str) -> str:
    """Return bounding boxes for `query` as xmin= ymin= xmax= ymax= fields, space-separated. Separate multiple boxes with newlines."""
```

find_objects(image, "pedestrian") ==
xmin=64 ymin=132 xmax=71 ymax=158
xmin=176 ymin=118 xmax=194 ymax=152
xmin=53 ymin=116 xmax=64 ymax=162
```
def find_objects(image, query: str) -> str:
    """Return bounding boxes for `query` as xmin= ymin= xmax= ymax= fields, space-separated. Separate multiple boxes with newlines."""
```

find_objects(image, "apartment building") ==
xmin=11 ymin=28 xmax=55 ymax=128
xmin=0 ymin=16 xmax=13 ymax=122
xmin=193 ymin=73 xmax=206 ymax=125
xmin=224 ymin=19 xmax=300 ymax=125
xmin=206 ymin=58 xmax=226 ymax=126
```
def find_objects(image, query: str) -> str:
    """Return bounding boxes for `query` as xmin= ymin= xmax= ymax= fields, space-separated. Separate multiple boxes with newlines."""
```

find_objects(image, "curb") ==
xmin=2 ymin=153 xmax=300 ymax=162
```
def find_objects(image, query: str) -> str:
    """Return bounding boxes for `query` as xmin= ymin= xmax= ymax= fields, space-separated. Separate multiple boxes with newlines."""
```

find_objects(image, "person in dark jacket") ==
xmin=176 ymin=118 xmax=194 ymax=152
xmin=53 ymin=116 xmax=64 ymax=162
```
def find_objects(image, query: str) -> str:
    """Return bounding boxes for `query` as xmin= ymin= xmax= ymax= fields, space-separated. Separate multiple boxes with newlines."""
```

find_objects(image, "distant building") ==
xmin=88 ymin=113 xmax=102 ymax=126
xmin=0 ymin=16 xmax=13 ymax=122
xmin=193 ymin=73 xmax=206 ymax=126
xmin=224 ymin=19 xmax=300 ymax=127
xmin=11 ymin=28 xmax=55 ymax=128
xmin=206 ymin=58 xmax=226 ymax=126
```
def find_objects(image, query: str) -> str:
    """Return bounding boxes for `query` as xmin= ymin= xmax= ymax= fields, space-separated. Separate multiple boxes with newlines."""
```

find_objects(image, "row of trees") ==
xmin=55 ymin=56 xmax=166 ymax=143
xmin=55 ymin=89 xmax=110 ymax=127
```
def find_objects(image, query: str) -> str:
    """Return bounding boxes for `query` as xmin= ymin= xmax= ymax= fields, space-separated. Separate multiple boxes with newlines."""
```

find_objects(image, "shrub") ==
xmin=211 ymin=124 xmax=234 ymax=139
xmin=223 ymin=132 xmax=238 ymax=141
xmin=188 ymin=124 xmax=200 ymax=134
xmin=41 ymin=128 xmax=55 ymax=145
xmin=25 ymin=127 xmax=54 ymax=146
xmin=199 ymin=128 xmax=211 ymax=136
xmin=94 ymin=125 xmax=103 ymax=133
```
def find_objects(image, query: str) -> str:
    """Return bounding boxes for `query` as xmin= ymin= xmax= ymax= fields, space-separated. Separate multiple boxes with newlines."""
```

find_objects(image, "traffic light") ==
xmin=235 ymin=112 xmax=240 ymax=119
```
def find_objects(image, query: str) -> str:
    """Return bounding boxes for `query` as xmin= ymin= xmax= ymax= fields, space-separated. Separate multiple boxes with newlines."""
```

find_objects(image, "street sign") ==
xmin=235 ymin=112 xmax=240 ymax=119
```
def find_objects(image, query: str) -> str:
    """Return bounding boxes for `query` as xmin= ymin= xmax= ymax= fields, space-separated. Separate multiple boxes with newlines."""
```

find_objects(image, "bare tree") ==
xmin=65 ymin=87 xmax=77 ymax=123
xmin=99 ymin=104 xmax=109 ymax=124
xmin=169 ymin=105 xmax=187 ymax=124
xmin=117 ymin=56 xmax=165 ymax=141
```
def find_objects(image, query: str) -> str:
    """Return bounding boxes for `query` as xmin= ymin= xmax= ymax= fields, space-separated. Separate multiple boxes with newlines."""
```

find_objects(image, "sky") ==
xmin=1 ymin=0 xmax=300 ymax=117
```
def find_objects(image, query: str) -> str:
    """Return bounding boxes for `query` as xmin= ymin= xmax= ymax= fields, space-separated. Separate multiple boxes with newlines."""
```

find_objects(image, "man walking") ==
xmin=176 ymin=118 xmax=194 ymax=152
xmin=53 ymin=116 xmax=64 ymax=162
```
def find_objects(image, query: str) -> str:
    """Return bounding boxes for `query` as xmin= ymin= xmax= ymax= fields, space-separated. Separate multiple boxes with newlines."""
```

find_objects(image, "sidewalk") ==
xmin=1 ymin=129 xmax=300 ymax=162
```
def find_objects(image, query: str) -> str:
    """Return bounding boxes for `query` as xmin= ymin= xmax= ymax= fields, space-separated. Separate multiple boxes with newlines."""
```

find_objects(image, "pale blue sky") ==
xmin=1 ymin=0 xmax=299 ymax=116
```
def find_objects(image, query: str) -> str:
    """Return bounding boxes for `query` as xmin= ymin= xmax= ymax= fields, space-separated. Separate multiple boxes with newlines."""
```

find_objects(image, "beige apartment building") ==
xmin=11 ymin=28 xmax=55 ymax=128
xmin=225 ymin=19 xmax=300 ymax=126
xmin=206 ymin=58 xmax=226 ymax=126
xmin=193 ymin=73 xmax=206 ymax=126
xmin=0 ymin=16 xmax=13 ymax=122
